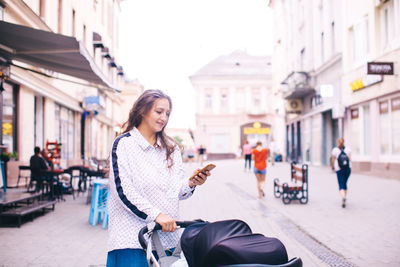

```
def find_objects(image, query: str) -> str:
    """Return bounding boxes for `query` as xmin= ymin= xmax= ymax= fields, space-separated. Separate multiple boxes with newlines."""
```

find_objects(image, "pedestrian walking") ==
xmin=197 ymin=145 xmax=207 ymax=166
xmin=331 ymin=138 xmax=351 ymax=208
xmin=243 ymin=140 xmax=252 ymax=171
xmin=252 ymin=141 xmax=269 ymax=199
xmin=106 ymin=89 xmax=211 ymax=267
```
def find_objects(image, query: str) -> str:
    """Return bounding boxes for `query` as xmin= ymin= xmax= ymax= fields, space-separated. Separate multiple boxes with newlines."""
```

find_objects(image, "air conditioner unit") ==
xmin=286 ymin=99 xmax=302 ymax=114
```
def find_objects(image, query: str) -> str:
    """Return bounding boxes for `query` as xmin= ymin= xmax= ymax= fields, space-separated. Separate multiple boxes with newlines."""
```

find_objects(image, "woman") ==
xmin=331 ymin=138 xmax=351 ymax=208
xmin=252 ymin=141 xmax=269 ymax=199
xmin=107 ymin=90 xmax=210 ymax=267
xmin=242 ymin=140 xmax=252 ymax=171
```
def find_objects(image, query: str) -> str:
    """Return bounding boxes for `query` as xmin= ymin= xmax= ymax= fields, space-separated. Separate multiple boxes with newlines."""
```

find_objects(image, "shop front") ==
xmin=240 ymin=122 xmax=271 ymax=148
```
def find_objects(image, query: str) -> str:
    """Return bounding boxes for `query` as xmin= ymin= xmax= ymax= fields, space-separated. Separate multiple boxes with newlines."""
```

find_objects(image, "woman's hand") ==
xmin=155 ymin=213 xmax=177 ymax=232
xmin=188 ymin=169 xmax=210 ymax=188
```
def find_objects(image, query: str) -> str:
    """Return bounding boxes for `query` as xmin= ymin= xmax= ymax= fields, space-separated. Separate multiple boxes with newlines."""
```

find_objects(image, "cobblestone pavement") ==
xmin=0 ymin=159 xmax=399 ymax=266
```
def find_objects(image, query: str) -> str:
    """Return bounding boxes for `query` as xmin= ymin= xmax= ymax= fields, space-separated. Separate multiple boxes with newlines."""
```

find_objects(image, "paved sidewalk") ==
xmin=181 ymin=159 xmax=400 ymax=267
xmin=0 ymin=159 xmax=399 ymax=266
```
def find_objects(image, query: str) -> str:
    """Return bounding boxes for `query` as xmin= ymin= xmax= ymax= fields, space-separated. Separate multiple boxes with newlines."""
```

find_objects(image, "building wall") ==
xmin=1 ymin=0 xmax=127 ymax=185
xmin=341 ymin=0 xmax=400 ymax=178
xmin=270 ymin=0 xmax=400 ymax=178
xmin=191 ymin=51 xmax=279 ymax=158
xmin=270 ymin=0 xmax=344 ymax=166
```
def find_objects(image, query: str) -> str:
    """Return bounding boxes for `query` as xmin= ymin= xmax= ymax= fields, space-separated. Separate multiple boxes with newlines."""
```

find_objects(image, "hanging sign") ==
xmin=367 ymin=62 xmax=394 ymax=75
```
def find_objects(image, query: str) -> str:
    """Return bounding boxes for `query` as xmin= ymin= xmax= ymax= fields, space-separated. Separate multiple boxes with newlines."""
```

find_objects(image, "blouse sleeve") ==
xmin=173 ymin=146 xmax=195 ymax=200
xmin=111 ymin=138 xmax=161 ymax=223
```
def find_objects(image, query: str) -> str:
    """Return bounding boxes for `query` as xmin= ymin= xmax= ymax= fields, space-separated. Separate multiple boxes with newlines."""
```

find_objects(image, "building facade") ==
xmin=269 ymin=0 xmax=344 ymax=166
xmin=341 ymin=0 xmax=400 ymax=178
xmin=270 ymin=0 xmax=400 ymax=178
xmin=0 ymin=0 xmax=130 ymax=185
xmin=190 ymin=50 xmax=284 ymax=159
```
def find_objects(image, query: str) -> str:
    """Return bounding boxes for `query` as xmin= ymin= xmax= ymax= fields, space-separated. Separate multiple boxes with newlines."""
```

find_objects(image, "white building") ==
xmin=341 ymin=0 xmax=400 ymax=178
xmin=189 ymin=50 xmax=283 ymax=159
xmin=270 ymin=0 xmax=400 ymax=178
xmin=269 ymin=0 xmax=344 ymax=165
xmin=0 ymin=0 xmax=130 ymax=186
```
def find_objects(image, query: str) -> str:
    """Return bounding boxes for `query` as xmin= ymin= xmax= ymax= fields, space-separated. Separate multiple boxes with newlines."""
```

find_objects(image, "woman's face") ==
xmin=141 ymin=98 xmax=171 ymax=133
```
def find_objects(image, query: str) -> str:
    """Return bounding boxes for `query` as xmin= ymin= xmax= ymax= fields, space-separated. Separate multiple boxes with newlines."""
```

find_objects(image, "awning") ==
xmin=0 ymin=20 xmax=114 ymax=90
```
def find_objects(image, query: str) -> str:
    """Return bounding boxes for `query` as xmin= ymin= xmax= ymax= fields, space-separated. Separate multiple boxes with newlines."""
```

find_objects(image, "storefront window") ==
xmin=379 ymin=101 xmax=390 ymax=154
xmin=2 ymin=82 xmax=16 ymax=153
xmin=34 ymin=96 xmax=44 ymax=148
xmin=391 ymin=97 xmax=400 ymax=154
xmin=363 ymin=105 xmax=370 ymax=155
xmin=350 ymin=108 xmax=360 ymax=154
xmin=55 ymin=104 xmax=75 ymax=160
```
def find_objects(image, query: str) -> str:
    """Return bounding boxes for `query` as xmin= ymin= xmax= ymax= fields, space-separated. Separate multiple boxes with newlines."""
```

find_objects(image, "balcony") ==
xmin=281 ymin=71 xmax=314 ymax=99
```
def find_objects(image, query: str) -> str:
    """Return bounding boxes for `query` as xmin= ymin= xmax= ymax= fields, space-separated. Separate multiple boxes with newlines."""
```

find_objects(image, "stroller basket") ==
xmin=138 ymin=219 xmax=302 ymax=267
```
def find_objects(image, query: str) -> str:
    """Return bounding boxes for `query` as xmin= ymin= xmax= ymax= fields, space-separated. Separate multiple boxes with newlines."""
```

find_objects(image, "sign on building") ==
xmin=367 ymin=62 xmax=394 ymax=75
xmin=350 ymin=75 xmax=383 ymax=92
xmin=285 ymin=99 xmax=302 ymax=114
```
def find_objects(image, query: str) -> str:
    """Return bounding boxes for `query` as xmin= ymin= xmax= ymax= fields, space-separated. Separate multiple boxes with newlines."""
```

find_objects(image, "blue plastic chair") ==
xmin=89 ymin=179 xmax=109 ymax=229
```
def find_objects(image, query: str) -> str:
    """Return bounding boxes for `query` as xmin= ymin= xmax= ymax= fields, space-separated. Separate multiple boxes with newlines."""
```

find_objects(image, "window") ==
xmin=350 ymin=108 xmax=360 ymax=154
xmin=236 ymin=88 xmax=245 ymax=112
xmin=204 ymin=92 xmax=212 ymax=109
xmin=381 ymin=3 xmax=394 ymax=49
xmin=55 ymin=104 xmax=75 ymax=160
xmin=83 ymin=25 xmax=87 ymax=46
xmin=321 ymin=32 xmax=325 ymax=62
xmin=39 ymin=0 xmax=46 ymax=18
xmin=363 ymin=105 xmax=370 ymax=155
xmin=34 ymin=96 xmax=44 ymax=148
xmin=72 ymin=9 xmax=76 ymax=37
xmin=1 ymin=82 xmax=17 ymax=154
xmin=353 ymin=16 xmax=369 ymax=63
xmin=331 ymin=21 xmax=335 ymax=54
xmin=351 ymin=105 xmax=373 ymax=156
xmin=379 ymin=101 xmax=390 ymax=154
xmin=252 ymin=88 xmax=261 ymax=107
xmin=58 ymin=0 xmax=63 ymax=33
xmin=383 ymin=8 xmax=389 ymax=47
xmin=395 ymin=0 xmax=400 ymax=35
xmin=220 ymin=93 xmax=228 ymax=109
xmin=391 ymin=97 xmax=400 ymax=154
xmin=300 ymin=48 xmax=305 ymax=70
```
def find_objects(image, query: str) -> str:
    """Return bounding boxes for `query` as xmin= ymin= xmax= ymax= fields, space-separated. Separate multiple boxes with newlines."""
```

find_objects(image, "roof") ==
xmin=191 ymin=50 xmax=272 ymax=78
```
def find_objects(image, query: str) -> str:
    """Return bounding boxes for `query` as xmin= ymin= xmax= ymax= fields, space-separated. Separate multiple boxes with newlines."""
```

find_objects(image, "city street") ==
xmin=0 ymin=159 xmax=399 ymax=266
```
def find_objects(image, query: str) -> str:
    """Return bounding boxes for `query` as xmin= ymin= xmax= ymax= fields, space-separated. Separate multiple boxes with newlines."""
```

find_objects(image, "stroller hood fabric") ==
xmin=180 ymin=219 xmax=288 ymax=267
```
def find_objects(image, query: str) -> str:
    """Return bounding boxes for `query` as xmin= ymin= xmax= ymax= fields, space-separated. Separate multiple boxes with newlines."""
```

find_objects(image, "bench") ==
xmin=273 ymin=163 xmax=308 ymax=204
xmin=0 ymin=199 xmax=56 ymax=227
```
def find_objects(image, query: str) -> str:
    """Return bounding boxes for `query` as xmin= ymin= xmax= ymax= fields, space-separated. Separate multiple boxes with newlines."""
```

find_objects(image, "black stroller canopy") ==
xmin=181 ymin=219 xmax=289 ymax=267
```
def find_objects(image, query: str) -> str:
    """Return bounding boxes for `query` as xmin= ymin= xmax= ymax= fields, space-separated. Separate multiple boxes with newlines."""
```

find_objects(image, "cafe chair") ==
xmin=89 ymin=179 xmax=109 ymax=229
xmin=17 ymin=165 xmax=31 ymax=188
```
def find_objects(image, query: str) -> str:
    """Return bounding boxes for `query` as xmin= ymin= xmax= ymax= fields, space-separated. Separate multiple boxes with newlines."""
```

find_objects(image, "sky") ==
xmin=119 ymin=0 xmax=274 ymax=129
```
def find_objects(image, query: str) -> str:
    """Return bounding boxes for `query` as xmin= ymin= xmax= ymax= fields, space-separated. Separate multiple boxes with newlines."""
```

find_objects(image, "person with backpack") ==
xmin=331 ymin=138 xmax=351 ymax=208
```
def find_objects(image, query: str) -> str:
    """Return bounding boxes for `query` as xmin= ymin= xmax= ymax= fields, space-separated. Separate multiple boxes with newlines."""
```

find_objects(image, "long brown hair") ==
xmin=121 ymin=89 xmax=176 ymax=168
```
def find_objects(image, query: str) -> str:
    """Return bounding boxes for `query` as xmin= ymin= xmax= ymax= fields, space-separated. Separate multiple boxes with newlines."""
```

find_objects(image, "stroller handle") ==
xmin=138 ymin=220 xmax=204 ymax=250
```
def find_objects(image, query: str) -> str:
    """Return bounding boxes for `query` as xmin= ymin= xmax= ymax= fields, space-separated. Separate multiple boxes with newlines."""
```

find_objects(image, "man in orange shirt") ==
xmin=252 ymin=141 xmax=269 ymax=199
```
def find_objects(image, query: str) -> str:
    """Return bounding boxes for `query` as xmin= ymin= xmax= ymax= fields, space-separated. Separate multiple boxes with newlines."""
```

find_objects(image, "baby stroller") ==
xmin=138 ymin=219 xmax=302 ymax=267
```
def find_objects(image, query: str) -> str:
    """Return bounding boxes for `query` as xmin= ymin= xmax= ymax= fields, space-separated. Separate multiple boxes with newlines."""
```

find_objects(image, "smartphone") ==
xmin=189 ymin=163 xmax=216 ymax=180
